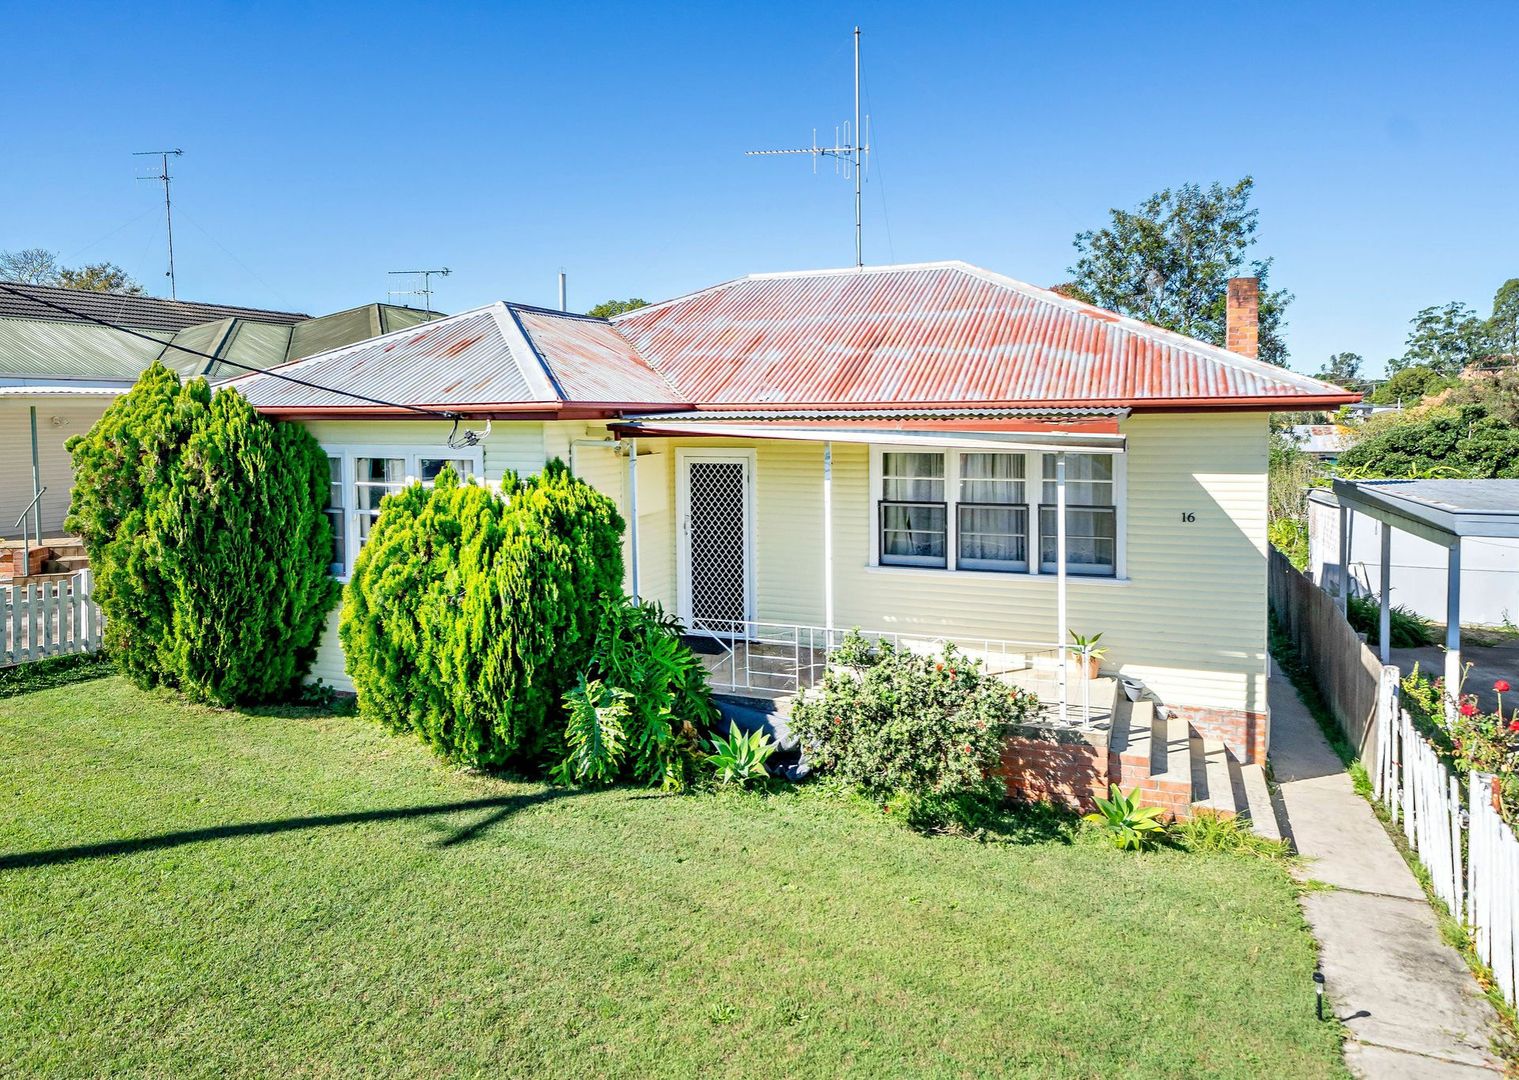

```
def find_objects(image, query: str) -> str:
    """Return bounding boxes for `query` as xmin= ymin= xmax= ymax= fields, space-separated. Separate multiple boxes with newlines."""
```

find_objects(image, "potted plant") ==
xmin=1068 ymin=630 xmax=1107 ymax=680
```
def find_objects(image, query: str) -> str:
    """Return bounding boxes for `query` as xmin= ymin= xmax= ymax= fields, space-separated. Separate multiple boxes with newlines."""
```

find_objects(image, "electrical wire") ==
xmin=0 ymin=283 xmax=461 ymax=421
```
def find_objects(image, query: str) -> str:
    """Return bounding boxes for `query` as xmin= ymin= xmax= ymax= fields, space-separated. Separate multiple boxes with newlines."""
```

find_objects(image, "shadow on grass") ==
xmin=0 ymin=788 xmax=580 ymax=872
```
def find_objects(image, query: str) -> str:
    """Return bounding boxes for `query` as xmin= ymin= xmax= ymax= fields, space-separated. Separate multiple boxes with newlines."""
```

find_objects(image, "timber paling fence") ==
xmin=2 ymin=570 xmax=102 ymax=666
xmin=1271 ymin=545 xmax=1519 ymax=1008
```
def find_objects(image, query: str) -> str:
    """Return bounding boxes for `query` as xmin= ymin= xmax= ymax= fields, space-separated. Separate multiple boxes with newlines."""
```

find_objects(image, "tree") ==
xmin=55 ymin=261 xmax=143 ymax=295
xmin=1336 ymin=404 xmax=1519 ymax=479
xmin=1393 ymin=301 xmax=1492 ymax=375
xmin=0 ymin=249 xmax=144 ymax=294
xmin=0 ymin=248 xmax=60 ymax=284
xmin=586 ymin=298 xmax=648 ymax=319
xmin=1488 ymin=278 xmax=1519 ymax=358
xmin=66 ymin=362 xmax=338 ymax=704
xmin=1065 ymin=176 xmax=1293 ymax=365
xmin=1314 ymin=352 xmax=1364 ymax=388
xmin=1367 ymin=364 xmax=1457 ymax=406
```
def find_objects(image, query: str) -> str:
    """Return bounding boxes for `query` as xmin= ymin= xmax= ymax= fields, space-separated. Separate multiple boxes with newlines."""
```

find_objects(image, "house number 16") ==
xmin=1180 ymin=512 xmax=1196 ymax=523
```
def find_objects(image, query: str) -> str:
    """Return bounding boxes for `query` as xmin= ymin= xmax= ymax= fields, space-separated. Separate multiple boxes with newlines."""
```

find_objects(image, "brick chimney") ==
xmin=1226 ymin=277 xmax=1260 ymax=359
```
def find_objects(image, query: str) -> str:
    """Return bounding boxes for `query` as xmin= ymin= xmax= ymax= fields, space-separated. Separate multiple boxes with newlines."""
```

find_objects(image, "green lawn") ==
xmin=0 ymin=675 xmax=1345 ymax=1078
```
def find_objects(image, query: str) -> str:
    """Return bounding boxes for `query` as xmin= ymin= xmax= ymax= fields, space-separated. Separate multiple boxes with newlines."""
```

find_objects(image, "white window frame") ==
xmin=322 ymin=444 xmax=485 ymax=581
xmin=868 ymin=444 xmax=1126 ymax=581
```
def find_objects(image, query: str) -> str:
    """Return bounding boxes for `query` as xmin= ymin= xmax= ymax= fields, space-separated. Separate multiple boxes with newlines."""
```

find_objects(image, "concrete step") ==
xmin=1108 ymin=698 xmax=1154 ymax=786
xmin=42 ymin=555 xmax=89 ymax=574
xmin=1236 ymin=762 xmax=1283 ymax=842
xmin=1190 ymin=737 xmax=1239 ymax=817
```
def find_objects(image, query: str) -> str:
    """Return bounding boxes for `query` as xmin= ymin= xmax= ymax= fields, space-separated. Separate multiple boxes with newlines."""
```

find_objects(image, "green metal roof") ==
xmin=0 ymin=303 xmax=442 ymax=383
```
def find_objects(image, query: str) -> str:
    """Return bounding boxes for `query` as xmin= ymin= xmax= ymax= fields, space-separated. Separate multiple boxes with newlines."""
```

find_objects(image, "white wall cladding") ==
xmin=303 ymin=412 xmax=1271 ymax=717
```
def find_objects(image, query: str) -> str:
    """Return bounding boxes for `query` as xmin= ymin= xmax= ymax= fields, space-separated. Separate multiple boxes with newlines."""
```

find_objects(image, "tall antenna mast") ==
xmin=134 ymin=149 xmax=184 ymax=298
xmin=747 ymin=26 xmax=870 ymax=267
xmin=387 ymin=267 xmax=451 ymax=313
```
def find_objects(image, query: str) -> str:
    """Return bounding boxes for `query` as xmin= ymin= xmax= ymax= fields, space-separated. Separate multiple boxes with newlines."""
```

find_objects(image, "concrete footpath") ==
xmin=1269 ymin=658 xmax=1507 ymax=1077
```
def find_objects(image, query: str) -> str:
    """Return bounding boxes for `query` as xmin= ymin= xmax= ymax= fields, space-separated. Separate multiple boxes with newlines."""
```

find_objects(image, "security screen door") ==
xmin=682 ymin=455 xmax=751 ymax=632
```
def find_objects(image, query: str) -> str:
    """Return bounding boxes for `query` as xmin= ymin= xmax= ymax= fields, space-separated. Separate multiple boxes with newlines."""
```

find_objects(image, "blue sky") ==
xmin=3 ymin=1 xmax=1515 ymax=375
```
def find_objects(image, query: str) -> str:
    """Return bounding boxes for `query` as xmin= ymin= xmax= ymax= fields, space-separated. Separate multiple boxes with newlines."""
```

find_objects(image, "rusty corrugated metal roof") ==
xmin=227 ymin=302 xmax=688 ymax=414
xmin=510 ymin=306 xmax=684 ymax=404
xmin=613 ymin=261 xmax=1355 ymax=409
xmin=226 ymin=305 xmax=549 ymax=410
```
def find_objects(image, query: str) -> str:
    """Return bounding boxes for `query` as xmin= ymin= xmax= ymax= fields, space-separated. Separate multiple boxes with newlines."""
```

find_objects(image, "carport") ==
xmin=1331 ymin=478 xmax=1519 ymax=719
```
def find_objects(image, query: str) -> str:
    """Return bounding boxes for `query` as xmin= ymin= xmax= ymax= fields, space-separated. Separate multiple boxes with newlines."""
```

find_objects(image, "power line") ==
xmin=0 ymin=283 xmax=459 ymax=421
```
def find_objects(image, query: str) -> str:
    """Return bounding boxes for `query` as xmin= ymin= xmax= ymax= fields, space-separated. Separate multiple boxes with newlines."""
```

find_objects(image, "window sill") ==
xmin=864 ymin=564 xmax=1131 ymax=586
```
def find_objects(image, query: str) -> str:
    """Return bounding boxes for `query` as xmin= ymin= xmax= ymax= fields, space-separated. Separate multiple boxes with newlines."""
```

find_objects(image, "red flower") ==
xmin=1496 ymin=680 xmax=1511 ymax=693
xmin=962 ymin=744 xmax=972 ymax=754
xmin=1460 ymin=702 xmax=1479 ymax=718
xmin=1509 ymin=719 xmax=1519 ymax=733
xmin=935 ymin=663 xmax=944 ymax=672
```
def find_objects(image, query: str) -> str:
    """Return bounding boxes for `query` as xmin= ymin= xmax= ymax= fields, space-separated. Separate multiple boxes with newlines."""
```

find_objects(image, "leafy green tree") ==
xmin=55 ymin=261 xmax=143 ymax=295
xmin=0 ymin=248 xmax=60 ymax=284
xmin=66 ymin=362 xmax=338 ymax=703
xmin=1314 ymin=352 xmax=1364 ymax=389
xmin=1393 ymin=301 xmax=1493 ymax=375
xmin=1065 ymin=177 xmax=1293 ymax=365
xmin=586 ymin=298 xmax=649 ymax=319
xmin=1488 ymin=278 xmax=1519 ymax=358
xmin=1366 ymin=364 xmax=1458 ymax=405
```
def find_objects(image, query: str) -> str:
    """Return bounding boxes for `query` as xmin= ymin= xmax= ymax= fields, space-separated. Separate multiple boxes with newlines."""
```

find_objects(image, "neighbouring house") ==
xmin=225 ymin=261 xmax=1357 ymax=815
xmin=0 ymin=281 xmax=441 ymax=540
xmin=1288 ymin=423 xmax=1351 ymax=461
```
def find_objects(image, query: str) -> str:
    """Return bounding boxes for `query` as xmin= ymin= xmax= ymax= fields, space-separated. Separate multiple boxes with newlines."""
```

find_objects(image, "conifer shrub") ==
xmin=66 ymin=362 xmax=338 ymax=704
xmin=341 ymin=461 xmax=626 ymax=768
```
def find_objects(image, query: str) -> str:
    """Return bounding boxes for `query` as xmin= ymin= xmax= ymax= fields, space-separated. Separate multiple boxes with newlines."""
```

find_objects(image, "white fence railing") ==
xmin=1375 ymin=668 xmax=1519 ymax=1007
xmin=2 ymin=570 xmax=102 ymax=666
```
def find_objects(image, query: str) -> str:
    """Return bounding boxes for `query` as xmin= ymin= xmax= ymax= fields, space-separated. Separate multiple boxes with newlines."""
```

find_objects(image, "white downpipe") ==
xmin=1337 ymin=502 xmax=1351 ymax=616
xmin=627 ymin=438 xmax=640 ymax=603
xmin=823 ymin=441 xmax=834 ymax=643
xmin=1444 ymin=539 xmax=1461 ymax=724
xmin=1056 ymin=451 xmax=1068 ymax=726
xmin=1379 ymin=522 xmax=1393 ymax=665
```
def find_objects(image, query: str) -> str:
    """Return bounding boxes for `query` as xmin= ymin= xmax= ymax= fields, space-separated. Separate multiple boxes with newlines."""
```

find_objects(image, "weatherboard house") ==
xmin=227 ymin=262 xmax=1356 ymax=813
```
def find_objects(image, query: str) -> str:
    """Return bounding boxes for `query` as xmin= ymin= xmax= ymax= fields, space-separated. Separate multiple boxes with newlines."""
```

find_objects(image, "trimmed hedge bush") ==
xmin=340 ymin=461 xmax=625 ymax=768
xmin=66 ymin=362 xmax=338 ymax=704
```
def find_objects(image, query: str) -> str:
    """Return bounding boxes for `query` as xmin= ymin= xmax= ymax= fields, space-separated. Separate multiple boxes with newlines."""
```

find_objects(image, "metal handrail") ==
xmin=13 ymin=486 xmax=47 ymax=577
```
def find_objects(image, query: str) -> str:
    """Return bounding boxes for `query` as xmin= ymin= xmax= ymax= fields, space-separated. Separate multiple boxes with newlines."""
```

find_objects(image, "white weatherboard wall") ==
xmin=0 ymin=400 xmax=108 ymax=538
xmin=628 ymin=412 xmax=1269 ymax=717
xmin=299 ymin=412 xmax=1270 ymax=718
xmin=1308 ymin=490 xmax=1519 ymax=627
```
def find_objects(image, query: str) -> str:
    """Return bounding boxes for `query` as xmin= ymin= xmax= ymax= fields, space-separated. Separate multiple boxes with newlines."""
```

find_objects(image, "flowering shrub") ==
xmin=789 ymin=631 xmax=1039 ymax=812
xmin=1402 ymin=663 xmax=1519 ymax=822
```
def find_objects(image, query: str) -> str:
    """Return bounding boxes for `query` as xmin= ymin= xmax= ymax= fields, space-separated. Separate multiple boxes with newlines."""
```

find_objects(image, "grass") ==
xmin=0 ymin=678 xmax=1346 ymax=1079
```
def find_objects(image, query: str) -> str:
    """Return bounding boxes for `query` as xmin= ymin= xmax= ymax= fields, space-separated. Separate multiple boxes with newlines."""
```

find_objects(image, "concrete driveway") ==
xmin=1390 ymin=642 xmax=1519 ymax=715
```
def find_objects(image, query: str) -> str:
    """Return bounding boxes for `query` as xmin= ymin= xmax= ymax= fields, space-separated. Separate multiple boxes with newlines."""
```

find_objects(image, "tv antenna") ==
xmin=746 ymin=26 xmax=870 ymax=267
xmin=134 ymin=149 xmax=184 ymax=298
xmin=387 ymin=267 xmax=451 ymax=312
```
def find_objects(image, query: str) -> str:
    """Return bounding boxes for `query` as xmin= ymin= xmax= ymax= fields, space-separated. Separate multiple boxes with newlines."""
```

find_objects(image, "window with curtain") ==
xmin=324 ymin=456 xmax=346 ymax=576
xmin=957 ymin=452 xmax=1027 ymax=572
xmin=355 ymin=457 xmax=406 ymax=548
xmin=419 ymin=457 xmax=476 ymax=484
xmin=1039 ymin=453 xmax=1116 ymax=575
xmin=879 ymin=451 xmax=946 ymax=567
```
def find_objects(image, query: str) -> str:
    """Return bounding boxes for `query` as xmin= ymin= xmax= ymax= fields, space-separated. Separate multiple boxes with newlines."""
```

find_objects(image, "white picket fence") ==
xmin=1375 ymin=665 xmax=1519 ymax=1007
xmin=2 ymin=570 xmax=102 ymax=666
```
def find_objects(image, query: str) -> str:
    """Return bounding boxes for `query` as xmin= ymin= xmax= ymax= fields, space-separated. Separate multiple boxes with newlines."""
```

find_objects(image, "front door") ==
xmin=678 ymin=451 xmax=752 ymax=634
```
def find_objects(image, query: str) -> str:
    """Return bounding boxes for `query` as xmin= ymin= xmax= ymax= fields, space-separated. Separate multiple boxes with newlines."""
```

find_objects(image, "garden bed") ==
xmin=0 ymin=678 xmax=1344 ymax=1078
